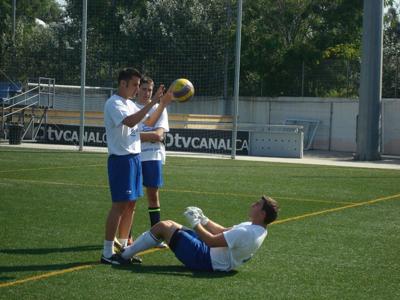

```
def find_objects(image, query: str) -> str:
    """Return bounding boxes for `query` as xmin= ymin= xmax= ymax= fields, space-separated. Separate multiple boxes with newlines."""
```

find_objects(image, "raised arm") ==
xmin=123 ymin=87 xmax=173 ymax=128
xmin=122 ymin=99 xmax=158 ymax=128
xmin=203 ymin=219 xmax=231 ymax=235
xmin=193 ymin=224 xmax=228 ymax=248
xmin=144 ymin=85 xmax=172 ymax=127
xmin=185 ymin=207 xmax=231 ymax=234
xmin=183 ymin=208 xmax=231 ymax=247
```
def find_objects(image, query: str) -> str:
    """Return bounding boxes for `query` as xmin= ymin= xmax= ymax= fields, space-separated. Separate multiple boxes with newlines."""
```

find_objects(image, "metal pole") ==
xmin=109 ymin=0 xmax=116 ymax=88
xmin=12 ymin=0 xmax=16 ymax=43
xmin=355 ymin=0 xmax=383 ymax=161
xmin=395 ymin=54 xmax=398 ymax=98
xmin=301 ymin=60 xmax=305 ymax=97
xmin=79 ymin=0 xmax=88 ymax=151
xmin=223 ymin=0 xmax=232 ymax=113
xmin=230 ymin=0 xmax=243 ymax=159
xmin=12 ymin=0 xmax=16 ymax=79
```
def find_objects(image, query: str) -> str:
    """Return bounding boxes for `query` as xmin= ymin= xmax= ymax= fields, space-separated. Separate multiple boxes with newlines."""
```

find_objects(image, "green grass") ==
xmin=0 ymin=148 xmax=399 ymax=299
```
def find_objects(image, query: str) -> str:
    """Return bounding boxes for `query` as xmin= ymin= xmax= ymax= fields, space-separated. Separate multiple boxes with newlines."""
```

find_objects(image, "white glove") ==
xmin=185 ymin=206 xmax=209 ymax=226
xmin=183 ymin=209 xmax=201 ymax=228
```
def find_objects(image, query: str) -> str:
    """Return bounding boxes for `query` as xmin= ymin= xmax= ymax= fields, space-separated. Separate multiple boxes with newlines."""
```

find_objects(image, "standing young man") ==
xmin=135 ymin=77 xmax=169 ymax=247
xmin=102 ymin=68 xmax=173 ymax=264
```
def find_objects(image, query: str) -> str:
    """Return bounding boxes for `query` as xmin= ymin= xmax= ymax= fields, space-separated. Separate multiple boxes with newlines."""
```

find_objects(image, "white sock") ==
xmin=122 ymin=231 xmax=159 ymax=259
xmin=118 ymin=238 xmax=128 ymax=248
xmin=103 ymin=240 xmax=114 ymax=258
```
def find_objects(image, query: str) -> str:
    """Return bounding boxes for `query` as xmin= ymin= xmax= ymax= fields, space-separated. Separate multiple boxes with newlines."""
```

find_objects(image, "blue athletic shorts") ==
xmin=169 ymin=229 xmax=213 ymax=272
xmin=142 ymin=160 xmax=163 ymax=188
xmin=107 ymin=154 xmax=143 ymax=202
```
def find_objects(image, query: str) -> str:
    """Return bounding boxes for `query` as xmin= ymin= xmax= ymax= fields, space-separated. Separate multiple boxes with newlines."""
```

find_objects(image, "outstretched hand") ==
xmin=152 ymin=84 xmax=165 ymax=102
xmin=159 ymin=84 xmax=174 ymax=106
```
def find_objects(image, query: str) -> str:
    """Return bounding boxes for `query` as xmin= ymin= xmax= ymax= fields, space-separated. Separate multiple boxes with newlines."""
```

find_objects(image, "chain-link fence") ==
xmin=1 ymin=1 xmax=399 ymax=101
xmin=1 ymin=1 xmax=236 ymax=98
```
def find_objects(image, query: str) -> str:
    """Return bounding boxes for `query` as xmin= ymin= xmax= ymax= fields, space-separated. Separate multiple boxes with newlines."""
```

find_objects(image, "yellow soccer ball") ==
xmin=171 ymin=78 xmax=195 ymax=102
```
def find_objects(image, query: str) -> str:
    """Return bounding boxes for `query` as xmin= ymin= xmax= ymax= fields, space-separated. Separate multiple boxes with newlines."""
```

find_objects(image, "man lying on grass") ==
xmin=115 ymin=196 xmax=279 ymax=272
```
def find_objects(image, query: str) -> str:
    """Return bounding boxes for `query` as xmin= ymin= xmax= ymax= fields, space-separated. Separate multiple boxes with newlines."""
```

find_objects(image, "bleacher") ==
xmin=30 ymin=109 xmax=233 ymax=130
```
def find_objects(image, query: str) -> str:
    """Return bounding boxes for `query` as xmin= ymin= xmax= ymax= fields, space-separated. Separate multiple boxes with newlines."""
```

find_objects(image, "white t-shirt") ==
xmin=104 ymin=94 xmax=141 ymax=155
xmin=210 ymin=222 xmax=267 ymax=271
xmin=135 ymin=102 xmax=169 ymax=163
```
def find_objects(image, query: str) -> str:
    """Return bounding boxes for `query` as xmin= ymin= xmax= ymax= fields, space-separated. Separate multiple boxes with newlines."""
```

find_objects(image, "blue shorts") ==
xmin=169 ymin=229 xmax=213 ymax=272
xmin=107 ymin=154 xmax=143 ymax=202
xmin=142 ymin=160 xmax=163 ymax=188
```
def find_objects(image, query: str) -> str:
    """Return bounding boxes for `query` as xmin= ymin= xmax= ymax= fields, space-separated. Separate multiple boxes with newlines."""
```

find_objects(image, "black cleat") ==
xmin=130 ymin=254 xmax=143 ymax=264
xmin=100 ymin=254 xmax=134 ymax=265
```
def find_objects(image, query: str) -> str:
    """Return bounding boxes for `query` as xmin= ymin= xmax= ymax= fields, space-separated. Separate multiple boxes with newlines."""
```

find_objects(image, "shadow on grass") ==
xmin=0 ymin=276 xmax=16 ymax=281
xmin=113 ymin=264 xmax=238 ymax=278
xmin=0 ymin=245 xmax=101 ymax=255
xmin=0 ymin=261 xmax=97 ymax=274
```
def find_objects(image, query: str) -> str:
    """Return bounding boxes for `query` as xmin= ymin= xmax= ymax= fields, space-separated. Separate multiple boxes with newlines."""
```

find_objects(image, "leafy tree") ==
xmin=0 ymin=0 xmax=62 ymax=82
xmin=240 ymin=0 xmax=363 ymax=96
xmin=383 ymin=4 xmax=400 ymax=97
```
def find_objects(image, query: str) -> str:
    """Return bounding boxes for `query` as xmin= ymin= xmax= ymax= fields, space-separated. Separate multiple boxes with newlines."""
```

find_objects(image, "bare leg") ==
xmin=150 ymin=220 xmax=182 ymax=244
xmin=118 ymin=201 xmax=136 ymax=239
xmin=122 ymin=220 xmax=183 ymax=259
xmin=105 ymin=202 xmax=133 ymax=241
xmin=147 ymin=187 xmax=160 ymax=207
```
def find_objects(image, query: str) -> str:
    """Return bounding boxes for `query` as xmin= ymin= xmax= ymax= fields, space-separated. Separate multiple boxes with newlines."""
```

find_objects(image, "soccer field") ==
xmin=0 ymin=148 xmax=399 ymax=299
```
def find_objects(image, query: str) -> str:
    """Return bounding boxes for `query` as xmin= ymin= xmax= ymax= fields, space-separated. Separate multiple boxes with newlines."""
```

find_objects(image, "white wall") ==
xmin=169 ymin=96 xmax=399 ymax=155
xmin=54 ymin=92 xmax=399 ymax=155
xmin=382 ymin=99 xmax=400 ymax=155
xmin=331 ymin=102 xmax=358 ymax=152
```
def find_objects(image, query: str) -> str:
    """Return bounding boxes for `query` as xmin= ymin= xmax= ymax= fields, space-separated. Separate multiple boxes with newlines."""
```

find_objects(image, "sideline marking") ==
xmin=0 ymin=177 xmax=107 ymax=189
xmin=0 ymin=177 xmax=343 ymax=205
xmin=272 ymin=192 xmax=400 ymax=225
xmin=0 ymin=248 xmax=166 ymax=288
xmin=0 ymin=164 xmax=103 ymax=174
xmin=165 ymin=188 xmax=354 ymax=204
xmin=0 ymin=264 xmax=96 ymax=288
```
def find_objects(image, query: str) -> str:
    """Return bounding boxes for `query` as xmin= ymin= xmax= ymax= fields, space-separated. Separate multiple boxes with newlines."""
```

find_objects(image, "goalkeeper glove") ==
xmin=183 ymin=209 xmax=201 ymax=228
xmin=185 ymin=206 xmax=209 ymax=226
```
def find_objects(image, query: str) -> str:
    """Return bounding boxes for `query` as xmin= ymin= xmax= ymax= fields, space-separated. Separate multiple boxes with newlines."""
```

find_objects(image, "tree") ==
xmin=240 ymin=0 xmax=363 ymax=97
xmin=0 ymin=0 xmax=62 ymax=82
xmin=383 ymin=4 xmax=400 ymax=98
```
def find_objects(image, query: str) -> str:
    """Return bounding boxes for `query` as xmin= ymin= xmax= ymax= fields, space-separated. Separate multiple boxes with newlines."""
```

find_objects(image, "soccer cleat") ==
xmin=130 ymin=255 xmax=143 ymax=264
xmin=101 ymin=254 xmax=124 ymax=265
xmin=100 ymin=254 xmax=141 ymax=266
xmin=115 ymin=253 xmax=142 ymax=265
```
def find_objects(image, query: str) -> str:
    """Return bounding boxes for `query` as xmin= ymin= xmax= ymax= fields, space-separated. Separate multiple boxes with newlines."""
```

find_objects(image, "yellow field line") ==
xmin=0 ymin=177 xmax=107 ymax=189
xmin=161 ymin=188 xmax=350 ymax=204
xmin=0 ymin=248 xmax=166 ymax=289
xmin=0 ymin=164 xmax=103 ymax=173
xmin=272 ymin=192 xmax=400 ymax=225
xmin=0 ymin=264 xmax=96 ymax=288
xmin=1 ymin=192 xmax=399 ymax=289
xmin=0 ymin=177 xmax=343 ymax=205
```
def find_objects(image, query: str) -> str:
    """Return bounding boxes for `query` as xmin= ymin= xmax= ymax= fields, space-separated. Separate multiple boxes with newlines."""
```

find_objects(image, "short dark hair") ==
xmin=140 ymin=76 xmax=154 ymax=86
xmin=118 ymin=68 xmax=142 ymax=85
xmin=261 ymin=195 xmax=279 ymax=225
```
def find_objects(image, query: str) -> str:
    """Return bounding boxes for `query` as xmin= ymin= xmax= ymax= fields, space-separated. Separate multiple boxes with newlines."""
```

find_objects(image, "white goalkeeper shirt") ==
xmin=135 ymin=102 xmax=169 ymax=163
xmin=104 ymin=94 xmax=141 ymax=155
xmin=210 ymin=222 xmax=267 ymax=271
